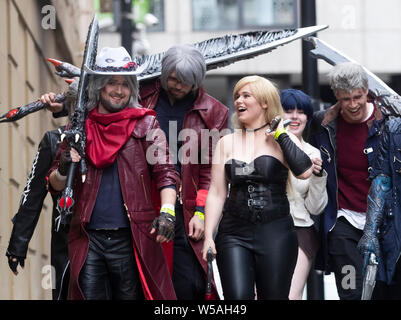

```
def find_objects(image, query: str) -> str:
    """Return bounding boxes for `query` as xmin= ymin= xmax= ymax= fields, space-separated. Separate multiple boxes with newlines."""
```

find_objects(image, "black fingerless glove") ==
xmin=151 ymin=211 xmax=176 ymax=241
xmin=276 ymin=132 xmax=312 ymax=176
xmin=58 ymin=148 xmax=72 ymax=176
xmin=6 ymin=251 xmax=25 ymax=274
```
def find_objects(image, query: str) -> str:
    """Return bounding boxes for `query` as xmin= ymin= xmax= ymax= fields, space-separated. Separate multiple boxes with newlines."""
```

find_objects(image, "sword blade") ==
xmin=49 ymin=25 xmax=329 ymax=82
xmin=306 ymin=36 xmax=401 ymax=116
xmin=307 ymin=36 xmax=398 ymax=96
xmin=137 ymin=25 xmax=328 ymax=81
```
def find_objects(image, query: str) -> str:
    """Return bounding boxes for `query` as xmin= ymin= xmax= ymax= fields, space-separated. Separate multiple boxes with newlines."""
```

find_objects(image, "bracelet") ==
xmin=274 ymin=128 xmax=287 ymax=140
xmin=194 ymin=210 xmax=205 ymax=221
xmin=55 ymin=169 xmax=67 ymax=181
xmin=160 ymin=204 xmax=175 ymax=217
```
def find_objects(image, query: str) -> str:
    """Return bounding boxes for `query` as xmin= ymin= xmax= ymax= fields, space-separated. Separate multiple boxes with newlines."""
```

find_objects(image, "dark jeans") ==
xmin=79 ymin=228 xmax=143 ymax=300
xmin=172 ymin=204 xmax=205 ymax=300
xmin=328 ymin=217 xmax=363 ymax=300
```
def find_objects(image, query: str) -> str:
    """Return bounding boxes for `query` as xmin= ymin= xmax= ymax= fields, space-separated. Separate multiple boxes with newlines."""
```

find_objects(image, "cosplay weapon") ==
xmin=265 ymin=116 xmax=291 ymax=134
xmin=47 ymin=25 xmax=328 ymax=81
xmin=56 ymin=15 xmax=99 ymax=225
xmin=46 ymin=58 xmax=81 ymax=79
xmin=135 ymin=25 xmax=328 ymax=81
xmin=205 ymin=248 xmax=214 ymax=300
xmin=361 ymin=253 xmax=378 ymax=300
xmin=0 ymin=94 xmax=66 ymax=123
xmin=2 ymin=25 xmax=328 ymax=123
xmin=306 ymin=36 xmax=401 ymax=117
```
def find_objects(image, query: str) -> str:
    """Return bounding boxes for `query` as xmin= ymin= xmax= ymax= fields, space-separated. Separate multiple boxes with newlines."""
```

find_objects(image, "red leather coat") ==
xmin=139 ymin=80 xmax=229 ymax=285
xmin=49 ymin=114 xmax=180 ymax=300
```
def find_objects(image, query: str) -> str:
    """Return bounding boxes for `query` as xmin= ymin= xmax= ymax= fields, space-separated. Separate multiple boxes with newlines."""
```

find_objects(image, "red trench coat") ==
xmin=49 ymin=114 xmax=180 ymax=300
xmin=139 ymin=80 xmax=229 ymax=297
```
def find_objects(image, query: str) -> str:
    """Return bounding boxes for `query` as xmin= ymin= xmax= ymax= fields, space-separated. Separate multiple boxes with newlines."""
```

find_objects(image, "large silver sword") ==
xmin=306 ymin=36 xmax=401 ymax=117
xmin=56 ymin=15 xmax=99 ymax=226
xmin=2 ymin=25 xmax=328 ymax=123
xmin=137 ymin=25 xmax=329 ymax=81
xmin=46 ymin=25 xmax=328 ymax=81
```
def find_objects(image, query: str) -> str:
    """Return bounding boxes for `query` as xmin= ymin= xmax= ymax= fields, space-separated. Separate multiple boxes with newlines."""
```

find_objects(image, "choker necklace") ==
xmin=245 ymin=122 xmax=270 ymax=132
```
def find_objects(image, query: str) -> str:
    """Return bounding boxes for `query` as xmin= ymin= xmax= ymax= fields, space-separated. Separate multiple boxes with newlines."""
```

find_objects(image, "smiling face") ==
xmin=283 ymin=108 xmax=307 ymax=139
xmin=98 ymin=75 xmax=131 ymax=114
xmin=234 ymin=84 xmax=267 ymax=129
xmin=335 ymin=87 xmax=369 ymax=123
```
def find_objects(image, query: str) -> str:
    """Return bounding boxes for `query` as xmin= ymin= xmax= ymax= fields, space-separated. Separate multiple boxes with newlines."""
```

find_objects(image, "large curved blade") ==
xmin=306 ymin=36 xmax=401 ymax=117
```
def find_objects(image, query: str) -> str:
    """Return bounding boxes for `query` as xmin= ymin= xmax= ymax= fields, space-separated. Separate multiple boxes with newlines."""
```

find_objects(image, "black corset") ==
xmin=223 ymin=155 xmax=289 ymax=224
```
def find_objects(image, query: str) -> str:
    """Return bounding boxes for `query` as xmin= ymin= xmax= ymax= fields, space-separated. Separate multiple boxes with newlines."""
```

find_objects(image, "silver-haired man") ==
xmin=309 ymin=62 xmax=385 ymax=300
xmin=140 ymin=44 xmax=229 ymax=300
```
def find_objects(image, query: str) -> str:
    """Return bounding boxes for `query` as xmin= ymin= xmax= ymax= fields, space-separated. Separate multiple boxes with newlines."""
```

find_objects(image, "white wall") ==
xmin=137 ymin=0 xmax=401 ymax=81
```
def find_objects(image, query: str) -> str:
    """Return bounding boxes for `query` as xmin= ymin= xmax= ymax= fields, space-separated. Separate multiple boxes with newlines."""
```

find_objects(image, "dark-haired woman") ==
xmin=281 ymin=89 xmax=328 ymax=300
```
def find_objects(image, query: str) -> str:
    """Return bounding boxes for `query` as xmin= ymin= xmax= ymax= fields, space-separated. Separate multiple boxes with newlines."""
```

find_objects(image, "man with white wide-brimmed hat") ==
xmin=48 ymin=46 xmax=180 ymax=300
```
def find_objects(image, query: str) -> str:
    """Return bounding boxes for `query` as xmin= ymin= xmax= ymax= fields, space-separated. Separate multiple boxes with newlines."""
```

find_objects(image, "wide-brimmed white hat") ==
xmin=83 ymin=47 xmax=147 ymax=76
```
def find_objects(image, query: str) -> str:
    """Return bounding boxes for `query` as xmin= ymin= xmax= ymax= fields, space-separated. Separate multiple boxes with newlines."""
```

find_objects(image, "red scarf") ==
xmin=85 ymin=106 xmax=155 ymax=168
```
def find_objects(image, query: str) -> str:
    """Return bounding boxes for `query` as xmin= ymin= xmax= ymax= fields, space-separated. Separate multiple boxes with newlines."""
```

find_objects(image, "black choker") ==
xmin=245 ymin=122 xmax=270 ymax=132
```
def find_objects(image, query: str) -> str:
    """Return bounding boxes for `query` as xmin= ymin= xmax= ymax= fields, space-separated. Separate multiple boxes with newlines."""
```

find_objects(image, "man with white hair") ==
xmin=309 ymin=62 xmax=385 ymax=300
xmin=140 ymin=44 xmax=229 ymax=299
xmin=48 ymin=47 xmax=180 ymax=300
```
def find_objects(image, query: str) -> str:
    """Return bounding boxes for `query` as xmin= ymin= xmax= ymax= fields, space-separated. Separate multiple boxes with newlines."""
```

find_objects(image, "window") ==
xmin=192 ymin=0 xmax=298 ymax=31
xmin=192 ymin=0 xmax=238 ymax=31
xmin=94 ymin=0 xmax=165 ymax=32
xmin=134 ymin=0 xmax=165 ymax=32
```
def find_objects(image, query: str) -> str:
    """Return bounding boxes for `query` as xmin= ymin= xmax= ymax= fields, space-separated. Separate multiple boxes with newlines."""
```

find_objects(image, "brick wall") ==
xmin=0 ymin=0 xmax=93 ymax=300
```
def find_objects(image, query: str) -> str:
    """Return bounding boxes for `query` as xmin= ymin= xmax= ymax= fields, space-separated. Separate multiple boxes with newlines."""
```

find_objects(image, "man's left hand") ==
xmin=188 ymin=215 xmax=204 ymax=241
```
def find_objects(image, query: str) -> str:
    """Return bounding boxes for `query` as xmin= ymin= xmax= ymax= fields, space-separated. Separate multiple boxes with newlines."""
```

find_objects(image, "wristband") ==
xmin=194 ymin=210 xmax=205 ymax=221
xmin=274 ymin=128 xmax=287 ymax=140
xmin=160 ymin=203 xmax=175 ymax=217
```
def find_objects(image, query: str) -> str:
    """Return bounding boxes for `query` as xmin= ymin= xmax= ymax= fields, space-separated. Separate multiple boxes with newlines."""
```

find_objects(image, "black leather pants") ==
xmin=216 ymin=215 xmax=298 ymax=300
xmin=79 ymin=228 xmax=143 ymax=300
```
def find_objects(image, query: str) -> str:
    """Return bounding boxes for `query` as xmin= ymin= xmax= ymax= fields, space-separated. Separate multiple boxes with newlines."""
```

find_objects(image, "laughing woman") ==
xmin=280 ymin=89 xmax=328 ymax=300
xmin=202 ymin=76 xmax=313 ymax=300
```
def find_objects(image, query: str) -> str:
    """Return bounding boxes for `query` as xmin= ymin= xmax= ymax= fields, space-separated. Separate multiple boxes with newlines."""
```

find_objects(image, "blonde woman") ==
xmin=202 ymin=76 xmax=313 ymax=300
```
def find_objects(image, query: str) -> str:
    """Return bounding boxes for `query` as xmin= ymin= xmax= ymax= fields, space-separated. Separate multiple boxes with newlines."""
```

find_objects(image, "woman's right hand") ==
xmin=202 ymin=238 xmax=217 ymax=262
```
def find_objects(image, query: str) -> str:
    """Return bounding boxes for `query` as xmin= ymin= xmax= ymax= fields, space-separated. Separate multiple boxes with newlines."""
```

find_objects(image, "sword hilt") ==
xmin=206 ymin=248 xmax=213 ymax=295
